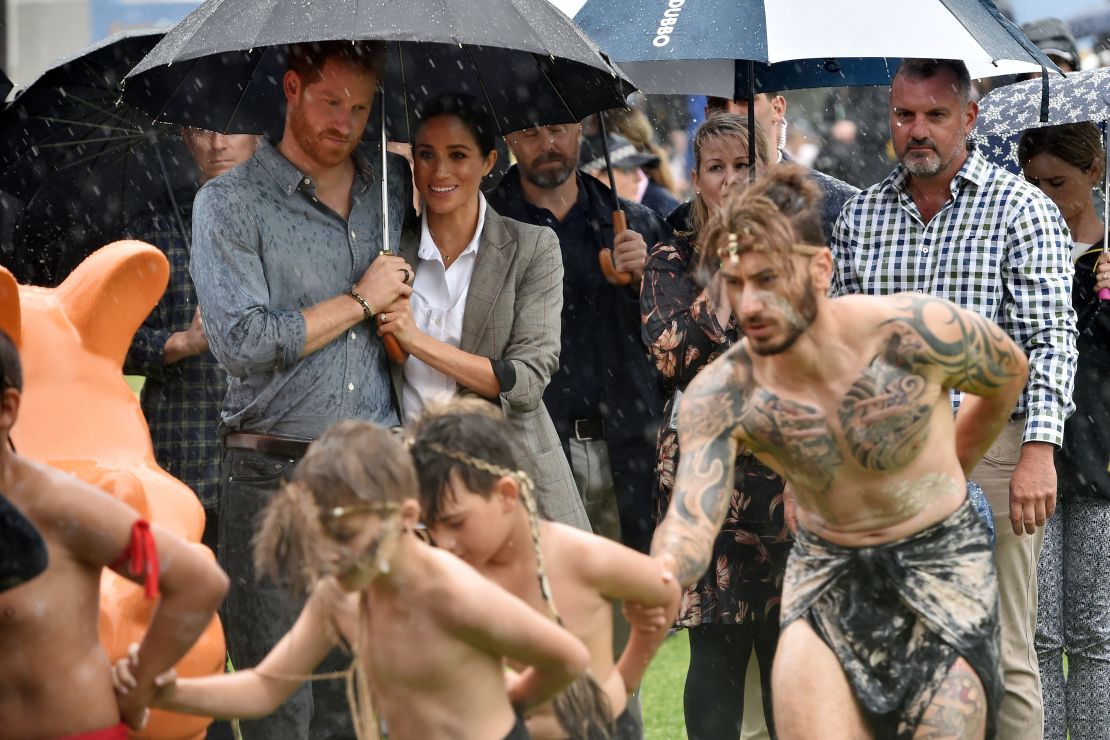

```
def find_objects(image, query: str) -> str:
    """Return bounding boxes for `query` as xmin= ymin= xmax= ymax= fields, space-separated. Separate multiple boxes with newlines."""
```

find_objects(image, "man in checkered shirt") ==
xmin=830 ymin=58 xmax=1077 ymax=740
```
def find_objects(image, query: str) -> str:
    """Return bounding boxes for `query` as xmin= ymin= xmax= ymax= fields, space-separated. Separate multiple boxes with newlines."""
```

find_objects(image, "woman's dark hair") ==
xmin=412 ymin=94 xmax=498 ymax=156
xmin=0 ymin=329 xmax=21 ymax=392
xmin=1018 ymin=122 xmax=1105 ymax=173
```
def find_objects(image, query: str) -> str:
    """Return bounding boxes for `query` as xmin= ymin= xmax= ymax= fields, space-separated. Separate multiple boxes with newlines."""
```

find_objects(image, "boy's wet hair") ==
xmin=695 ymin=162 xmax=825 ymax=283
xmin=286 ymin=40 xmax=387 ymax=85
xmin=407 ymin=398 xmax=529 ymax=523
xmin=253 ymin=420 xmax=416 ymax=594
xmin=0 ymin=329 xmax=21 ymax=393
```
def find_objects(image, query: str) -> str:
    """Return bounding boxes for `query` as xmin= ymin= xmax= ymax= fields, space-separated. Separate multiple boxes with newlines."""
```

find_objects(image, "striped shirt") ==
xmin=830 ymin=147 xmax=1077 ymax=447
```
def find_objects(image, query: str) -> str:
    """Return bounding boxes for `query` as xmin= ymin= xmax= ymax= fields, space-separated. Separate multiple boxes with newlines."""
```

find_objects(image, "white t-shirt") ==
xmin=401 ymin=195 xmax=487 ymax=422
xmin=1073 ymin=241 xmax=1093 ymax=263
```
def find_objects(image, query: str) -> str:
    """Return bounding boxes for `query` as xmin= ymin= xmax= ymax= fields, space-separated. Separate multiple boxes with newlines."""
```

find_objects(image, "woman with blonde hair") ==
xmin=640 ymin=114 xmax=786 ymax=738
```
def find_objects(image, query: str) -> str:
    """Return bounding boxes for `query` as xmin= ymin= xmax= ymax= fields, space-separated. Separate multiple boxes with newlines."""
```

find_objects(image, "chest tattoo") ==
xmin=740 ymin=391 xmax=843 ymax=493
xmin=839 ymin=332 xmax=932 ymax=470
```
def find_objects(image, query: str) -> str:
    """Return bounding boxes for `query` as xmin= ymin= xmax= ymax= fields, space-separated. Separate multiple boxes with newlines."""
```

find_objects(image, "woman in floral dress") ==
xmin=640 ymin=114 xmax=788 ymax=739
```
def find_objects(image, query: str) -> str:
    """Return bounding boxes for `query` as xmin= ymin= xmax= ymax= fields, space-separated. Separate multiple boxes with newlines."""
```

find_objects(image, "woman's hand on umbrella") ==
xmin=1097 ymin=252 xmax=1110 ymax=292
xmin=376 ymin=297 xmax=420 ymax=351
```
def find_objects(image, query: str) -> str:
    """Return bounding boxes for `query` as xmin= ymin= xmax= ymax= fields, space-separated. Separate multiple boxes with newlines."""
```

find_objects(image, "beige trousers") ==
xmin=970 ymin=419 xmax=1046 ymax=740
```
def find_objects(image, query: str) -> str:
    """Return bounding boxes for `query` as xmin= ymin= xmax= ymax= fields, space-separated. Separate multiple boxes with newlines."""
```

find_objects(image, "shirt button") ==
xmin=916 ymin=289 xmax=925 ymax=294
xmin=303 ymin=177 xmax=311 ymax=185
xmin=350 ymin=230 xmax=357 ymax=239
xmin=921 ymin=247 xmax=929 ymax=254
xmin=434 ymin=318 xmax=441 ymax=327
xmin=348 ymin=382 xmax=355 ymax=391
xmin=349 ymin=332 xmax=356 ymax=341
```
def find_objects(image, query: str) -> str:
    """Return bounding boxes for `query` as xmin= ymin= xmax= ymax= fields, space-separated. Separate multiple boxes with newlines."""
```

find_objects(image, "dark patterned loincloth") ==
xmin=781 ymin=500 xmax=1001 ymax=739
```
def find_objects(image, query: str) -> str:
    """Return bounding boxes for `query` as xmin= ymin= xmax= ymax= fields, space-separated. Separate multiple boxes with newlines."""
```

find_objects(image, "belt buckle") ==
xmin=574 ymin=418 xmax=601 ymax=441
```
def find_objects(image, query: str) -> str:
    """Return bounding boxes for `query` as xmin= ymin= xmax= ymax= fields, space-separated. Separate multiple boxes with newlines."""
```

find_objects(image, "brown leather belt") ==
xmin=223 ymin=432 xmax=311 ymax=459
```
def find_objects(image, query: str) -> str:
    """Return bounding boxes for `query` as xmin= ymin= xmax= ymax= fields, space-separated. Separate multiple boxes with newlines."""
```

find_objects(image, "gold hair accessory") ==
xmin=322 ymin=501 xmax=402 ymax=520
xmin=719 ymin=231 xmax=741 ymax=266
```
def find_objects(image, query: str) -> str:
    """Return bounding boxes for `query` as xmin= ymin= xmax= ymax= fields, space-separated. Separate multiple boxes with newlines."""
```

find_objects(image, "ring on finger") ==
xmin=379 ymin=312 xmax=387 ymax=323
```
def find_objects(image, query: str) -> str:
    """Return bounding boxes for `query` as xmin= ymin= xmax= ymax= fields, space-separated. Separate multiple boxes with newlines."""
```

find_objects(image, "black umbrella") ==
xmin=0 ymin=30 xmax=196 ymax=286
xmin=0 ymin=68 xmax=12 ymax=104
xmin=121 ymin=0 xmax=633 ymax=140
xmin=121 ymin=0 xmax=636 ymax=358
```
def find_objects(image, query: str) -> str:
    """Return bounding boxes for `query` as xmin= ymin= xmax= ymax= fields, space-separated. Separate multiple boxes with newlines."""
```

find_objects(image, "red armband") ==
xmin=110 ymin=519 xmax=159 ymax=600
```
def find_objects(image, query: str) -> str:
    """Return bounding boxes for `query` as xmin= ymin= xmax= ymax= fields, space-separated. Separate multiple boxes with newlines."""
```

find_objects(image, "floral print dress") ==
xmin=640 ymin=220 xmax=793 ymax=628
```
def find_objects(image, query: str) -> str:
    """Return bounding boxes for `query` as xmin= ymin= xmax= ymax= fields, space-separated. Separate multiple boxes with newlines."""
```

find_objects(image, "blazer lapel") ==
xmin=460 ymin=210 xmax=514 ymax=353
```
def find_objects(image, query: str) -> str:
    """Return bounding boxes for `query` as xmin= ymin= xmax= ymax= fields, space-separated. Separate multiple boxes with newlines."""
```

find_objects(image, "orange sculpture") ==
xmin=1 ymin=241 xmax=224 ymax=740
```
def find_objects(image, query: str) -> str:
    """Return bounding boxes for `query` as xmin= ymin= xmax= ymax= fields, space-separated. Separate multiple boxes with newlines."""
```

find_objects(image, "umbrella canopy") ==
xmin=122 ymin=0 xmax=634 ymax=138
xmin=976 ymin=67 xmax=1110 ymax=137
xmin=0 ymin=69 xmax=12 ymax=104
xmin=574 ymin=0 xmax=1060 ymax=97
xmin=0 ymin=30 xmax=197 ymax=285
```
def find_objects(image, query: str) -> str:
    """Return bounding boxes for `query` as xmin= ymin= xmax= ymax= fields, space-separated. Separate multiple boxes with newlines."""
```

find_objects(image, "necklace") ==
xmin=442 ymin=252 xmax=452 ymax=264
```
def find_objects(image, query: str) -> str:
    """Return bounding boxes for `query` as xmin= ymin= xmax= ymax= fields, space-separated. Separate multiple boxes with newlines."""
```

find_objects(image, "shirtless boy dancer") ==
xmin=0 ymin=329 xmax=229 ymax=739
xmin=651 ymin=165 xmax=1028 ymax=740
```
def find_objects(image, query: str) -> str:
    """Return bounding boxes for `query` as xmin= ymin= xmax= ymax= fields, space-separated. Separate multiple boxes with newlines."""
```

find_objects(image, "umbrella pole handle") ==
xmin=600 ymin=210 xmax=632 ymax=286
xmin=375 ymin=247 xmax=410 ymax=364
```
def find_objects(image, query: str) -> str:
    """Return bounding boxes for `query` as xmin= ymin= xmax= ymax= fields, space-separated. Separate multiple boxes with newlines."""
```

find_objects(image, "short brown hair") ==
xmin=697 ymin=162 xmax=824 ymax=279
xmin=1018 ymin=122 xmax=1104 ymax=172
xmin=286 ymin=40 xmax=387 ymax=85
xmin=893 ymin=58 xmax=972 ymax=105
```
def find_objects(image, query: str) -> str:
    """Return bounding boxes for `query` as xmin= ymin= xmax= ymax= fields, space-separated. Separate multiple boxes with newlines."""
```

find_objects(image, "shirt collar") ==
xmin=255 ymin=138 xmax=376 ymax=197
xmin=418 ymin=193 xmax=487 ymax=262
xmin=880 ymin=145 xmax=990 ymax=197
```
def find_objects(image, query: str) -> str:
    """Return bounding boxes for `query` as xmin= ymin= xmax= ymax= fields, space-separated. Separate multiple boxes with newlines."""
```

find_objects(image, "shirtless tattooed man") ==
xmin=651 ymin=165 xmax=1028 ymax=740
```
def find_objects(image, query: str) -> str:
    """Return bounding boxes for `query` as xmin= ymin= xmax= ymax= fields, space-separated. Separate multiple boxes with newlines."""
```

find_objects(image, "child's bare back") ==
xmin=0 ymin=456 xmax=227 ymax=740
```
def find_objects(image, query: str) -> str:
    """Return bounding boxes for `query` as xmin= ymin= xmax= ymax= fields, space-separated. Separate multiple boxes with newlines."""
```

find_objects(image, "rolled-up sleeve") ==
xmin=498 ymin=227 xmax=563 ymax=412
xmin=1001 ymin=195 xmax=1078 ymax=447
xmin=189 ymin=182 xmax=306 ymax=378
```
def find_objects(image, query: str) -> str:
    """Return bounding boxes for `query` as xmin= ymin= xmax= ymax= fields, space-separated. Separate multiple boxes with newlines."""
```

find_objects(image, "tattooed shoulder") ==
xmin=879 ymin=294 xmax=1023 ymax=396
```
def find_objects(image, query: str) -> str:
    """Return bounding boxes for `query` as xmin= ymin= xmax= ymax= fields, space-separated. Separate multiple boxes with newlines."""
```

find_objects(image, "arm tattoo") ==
xmin=880 ymin=295 xmax=1022 ymax=395
xmin=652 ymin=356 xmax=746 ymax=586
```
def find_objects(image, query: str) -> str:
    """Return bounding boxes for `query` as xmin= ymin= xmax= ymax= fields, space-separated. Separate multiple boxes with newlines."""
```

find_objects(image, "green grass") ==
xmin=641 ymin=631 xmax=690 ymax=739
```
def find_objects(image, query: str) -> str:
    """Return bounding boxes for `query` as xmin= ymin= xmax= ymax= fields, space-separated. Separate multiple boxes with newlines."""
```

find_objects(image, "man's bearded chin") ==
xmin=521 ymin=155 xmax=576 ymax=189
xmin=750 ymin=283 xmax=819 ymax=356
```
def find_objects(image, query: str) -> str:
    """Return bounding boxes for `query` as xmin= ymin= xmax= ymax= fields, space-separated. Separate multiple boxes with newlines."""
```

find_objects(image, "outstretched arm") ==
xmin=133 ymin=585 xmax=339 ymax=719
xmin=650 ymin=356 xmax=745 ymax=587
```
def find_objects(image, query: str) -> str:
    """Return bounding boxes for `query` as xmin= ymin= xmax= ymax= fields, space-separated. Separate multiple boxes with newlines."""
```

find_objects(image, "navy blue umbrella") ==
xmin=575 ymin=0 xmax=1059 ymax=183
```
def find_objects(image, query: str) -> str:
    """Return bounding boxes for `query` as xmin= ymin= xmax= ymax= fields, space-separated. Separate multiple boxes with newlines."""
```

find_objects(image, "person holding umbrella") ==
xmin=377 ymin=93 xmax=588 ymax=530
xmin=831 ymin=58 xmax=1078 ymax=740
xmin=487 ymin=122 xmax=670 ymax=556
xmin=1018 ymin=122 xmax=1110 ymax=740
xmin=189 ymin=40 xmax=415 ymax=739
xmin=123 ymin=127 xmax=260 ymax=557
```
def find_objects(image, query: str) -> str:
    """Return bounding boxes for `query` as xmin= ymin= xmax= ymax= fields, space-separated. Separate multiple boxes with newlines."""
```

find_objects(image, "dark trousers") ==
xmin=684 ymin=622 xmax=780 ymax=740
xmin=218 ymin=447 xmax=357 ymax=740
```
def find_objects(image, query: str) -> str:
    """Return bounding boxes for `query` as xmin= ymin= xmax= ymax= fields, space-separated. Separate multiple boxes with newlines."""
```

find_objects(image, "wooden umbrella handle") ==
xmin=599 ymin=210 xmax=632 ymax=286
xmin=377 ymin=247 xmax=409 ymax=363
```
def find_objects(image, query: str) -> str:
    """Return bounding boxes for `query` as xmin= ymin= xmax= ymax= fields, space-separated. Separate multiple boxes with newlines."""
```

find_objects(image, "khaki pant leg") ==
xmin=739 ymin=652 xmax=770 ymax=740
xmin=971 ymin=419 xmax=1045 ymax=740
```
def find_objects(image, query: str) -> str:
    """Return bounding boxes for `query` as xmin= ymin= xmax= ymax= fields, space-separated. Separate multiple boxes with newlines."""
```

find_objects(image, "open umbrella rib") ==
xmin=460 ymin=45 xmax=511 ymax=136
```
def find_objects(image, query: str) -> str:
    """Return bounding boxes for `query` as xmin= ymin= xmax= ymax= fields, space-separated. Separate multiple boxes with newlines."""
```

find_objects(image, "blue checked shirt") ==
xmin=124 ymin=200 xmax=225 ymax=508
xmin=830 ymin=147 xmax=1078 ymax=447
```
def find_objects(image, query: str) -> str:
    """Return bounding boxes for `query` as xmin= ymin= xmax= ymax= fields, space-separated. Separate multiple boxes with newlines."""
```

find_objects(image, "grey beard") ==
xmin=521 ymin=161 xmax=576 ymax=189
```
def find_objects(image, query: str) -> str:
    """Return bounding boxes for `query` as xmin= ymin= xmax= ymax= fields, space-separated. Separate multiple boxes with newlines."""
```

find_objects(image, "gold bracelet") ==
xmin=347 ymin=289 xmax=373 ymax=322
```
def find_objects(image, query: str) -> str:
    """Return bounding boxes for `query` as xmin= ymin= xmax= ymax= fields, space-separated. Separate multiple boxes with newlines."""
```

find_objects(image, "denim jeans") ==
xmin=218 ymin=446 xmax=357 ymax=740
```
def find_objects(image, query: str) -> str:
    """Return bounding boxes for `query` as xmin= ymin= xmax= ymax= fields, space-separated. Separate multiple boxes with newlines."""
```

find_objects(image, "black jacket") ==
xmin=1058 ymin=243 xmax=1110 ymax=500
xmin=488 ymin=167 xmax=671 ymax=550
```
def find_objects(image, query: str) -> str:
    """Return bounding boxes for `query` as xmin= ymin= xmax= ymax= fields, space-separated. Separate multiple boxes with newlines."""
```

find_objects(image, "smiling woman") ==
xmin=376 ymin=93 xmax=589 ymax=531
